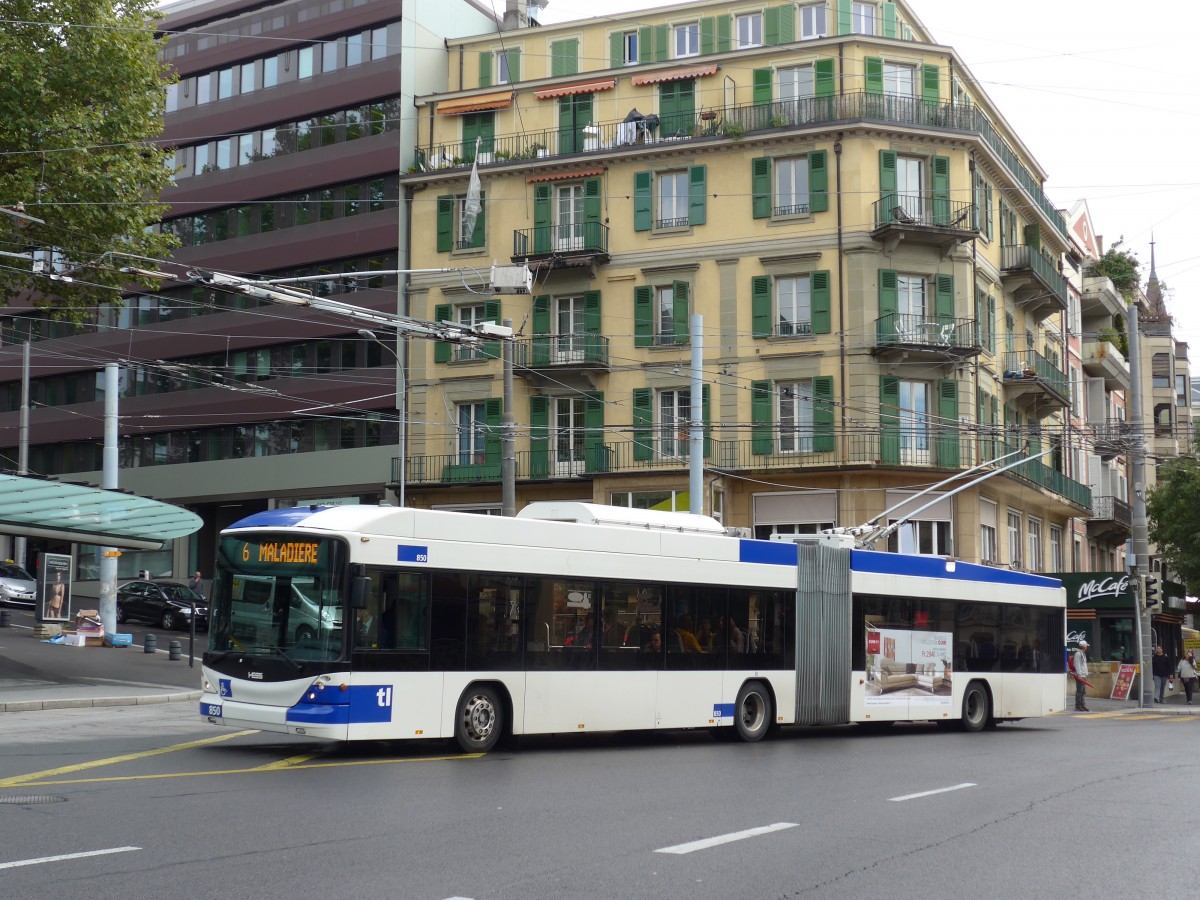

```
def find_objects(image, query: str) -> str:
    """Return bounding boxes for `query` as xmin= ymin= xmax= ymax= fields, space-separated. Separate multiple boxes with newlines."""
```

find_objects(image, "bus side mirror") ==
xmin=350 ymin=576 xmax=371 ymax=609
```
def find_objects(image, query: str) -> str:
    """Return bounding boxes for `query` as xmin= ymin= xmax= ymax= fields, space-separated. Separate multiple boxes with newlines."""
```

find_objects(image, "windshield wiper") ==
xmin=266 ymin=644 xmax=303 ymax=672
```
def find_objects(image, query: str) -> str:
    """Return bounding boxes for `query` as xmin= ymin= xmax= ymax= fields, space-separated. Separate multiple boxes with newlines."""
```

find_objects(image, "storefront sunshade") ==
xmin=534 ymin=79 xmax=617 ymax=99
xmin=630 ymin=64 xmax=719 ymax=86
xmin=0 ymin=473 xmax=202 ymax=550
xmin=435 ymin=90 xmax=514 ymax=115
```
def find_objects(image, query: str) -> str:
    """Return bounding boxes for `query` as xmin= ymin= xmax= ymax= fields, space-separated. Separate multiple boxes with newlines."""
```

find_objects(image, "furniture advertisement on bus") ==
xmin=865 ymin=626 xmax=953 ymax=709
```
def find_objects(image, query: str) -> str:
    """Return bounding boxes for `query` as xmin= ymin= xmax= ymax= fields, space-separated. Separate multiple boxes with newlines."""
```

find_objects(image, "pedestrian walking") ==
xmin=1176 ymin=650 xmax=1198 ymax=705
xmin=1072 ymin=640 xmax=1090 ymax=711
xmin=188 ymin=571 xmax=204 ymax=594
xmin=1152 ymin=645 xmax=1172 ymax=703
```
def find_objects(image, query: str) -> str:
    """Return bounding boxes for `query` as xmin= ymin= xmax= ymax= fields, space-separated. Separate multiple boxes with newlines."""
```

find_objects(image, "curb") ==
xmin=1 ymin=690 xmax=202 ymax=713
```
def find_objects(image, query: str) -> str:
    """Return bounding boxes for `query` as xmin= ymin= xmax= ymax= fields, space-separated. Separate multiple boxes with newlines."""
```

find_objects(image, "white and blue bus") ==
xmin=200 ymin=502 xmax=1066 ymax=751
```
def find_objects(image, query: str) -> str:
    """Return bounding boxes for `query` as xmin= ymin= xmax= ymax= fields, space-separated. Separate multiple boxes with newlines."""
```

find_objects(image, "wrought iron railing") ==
xmin=1000 ymin=245 xmax=1068 ymax=307
xmin=876 ymin=314 xmax=980 ymax=351
xmin=873 ymin=194 xmax=976 ymax=230
xmin=1002 ymin=350 xmax=1069 ymax=400
xmin=1090 ymin=495 xmax=1132 ymax=528
xmin=512 ymin=221 xmax=609 ymax=258
xmin=511 ymin=334 xmax=610 ymax=369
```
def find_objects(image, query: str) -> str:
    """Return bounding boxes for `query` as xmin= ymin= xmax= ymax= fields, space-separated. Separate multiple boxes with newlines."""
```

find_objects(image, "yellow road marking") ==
xmin=2 ymin=752 xmax=484 ymax=787
xmin=0 ymin=730 xmax=259 ymax=788
xmin=251 ymin=751 xmax=326 ymax=771
xmin=1121 ymin=714 xmax=1167 ymax=720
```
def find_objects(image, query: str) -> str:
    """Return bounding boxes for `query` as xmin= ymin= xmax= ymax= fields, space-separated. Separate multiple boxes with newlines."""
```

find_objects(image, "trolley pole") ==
xmin=689 ymin=314 xmax=703 ymax=515
xmin=501 ymin=319 xmax=516 ymax=517
xmin=1126 ymin=302 xmax=1153 ymax=708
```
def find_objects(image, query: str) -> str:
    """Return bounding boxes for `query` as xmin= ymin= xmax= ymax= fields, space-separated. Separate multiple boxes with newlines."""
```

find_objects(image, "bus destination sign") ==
xmin=244 ymin=540 xmax=321 ymax=565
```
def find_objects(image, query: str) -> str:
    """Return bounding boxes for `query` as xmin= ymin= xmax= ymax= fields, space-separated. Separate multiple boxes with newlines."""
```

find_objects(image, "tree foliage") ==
xmin=0 ymin=0 xmax=175 ymax=318
xmin=1091 ymin=239 xmax=1140 ymax=299
xmin=1147 ymin=457 xmax=1200 ymax=587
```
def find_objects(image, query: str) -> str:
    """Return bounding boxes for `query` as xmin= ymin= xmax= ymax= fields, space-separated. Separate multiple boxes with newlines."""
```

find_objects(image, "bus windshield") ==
xmin=209 ymin=533 xmax=347 ymax=662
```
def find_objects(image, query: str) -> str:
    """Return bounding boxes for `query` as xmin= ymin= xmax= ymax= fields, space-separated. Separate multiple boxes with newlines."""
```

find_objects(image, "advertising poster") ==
xmin=865 ymin=627 xmax=953 ymax=709
xmin=1110 ymin=663 xmax=1138 ymax=701
xmin=39 ymin=553 xmax=73 ymax=623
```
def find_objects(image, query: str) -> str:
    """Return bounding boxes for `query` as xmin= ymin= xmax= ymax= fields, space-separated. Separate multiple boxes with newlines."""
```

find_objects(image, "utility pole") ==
xmin=501 ymin=318 xmax=516 ymax=517
xmin=689 ymin=314 xmax=703 ymax=515
xmin=15 ymin=341 xmax=29 ymax=569
xmin=98 ymin=363 xmax=119 ymax=641
xmin=1126 ymin=301 xmax=1153 ymax=708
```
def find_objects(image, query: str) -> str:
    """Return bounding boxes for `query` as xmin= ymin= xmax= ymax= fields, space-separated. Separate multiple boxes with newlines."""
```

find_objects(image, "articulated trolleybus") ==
xmin=200 ymin=502 xmax=1065 ymax=750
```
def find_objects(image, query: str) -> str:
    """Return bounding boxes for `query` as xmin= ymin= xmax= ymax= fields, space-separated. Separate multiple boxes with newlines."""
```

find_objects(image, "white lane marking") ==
xmin=889 ymin=782 xmax=977 ymax=802
xmin=655 ymin=822 xmax=799 ymax=855
xmin=0 ymin=846 xmax=141 ymax=870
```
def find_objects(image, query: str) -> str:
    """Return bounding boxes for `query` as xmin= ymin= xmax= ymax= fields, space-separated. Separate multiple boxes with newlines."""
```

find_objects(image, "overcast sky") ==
xmin=538 ymin=0 xmax=1200 ymax=352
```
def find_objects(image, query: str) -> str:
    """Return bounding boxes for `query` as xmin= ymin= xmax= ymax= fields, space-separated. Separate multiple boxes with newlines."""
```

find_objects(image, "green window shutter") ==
xmin=688 ymin=165 xmax=706 ymax=226
xmin=632 ymin=387 xmax=653 ymax=461
xmin=935 ymin=274 xmax=954 ymax=325
xmin=483 ymin=397 xmax=502 ymax=465
xmin=753 ymin=68 xmax=774 ymax=106
xmin=922 ymin=64 xmax=940 ymax=104
xmin=717 ymin=14 xmax=731 ymax=52
xmin=638 ymin=26 xmax=653 ymax=63
xmin=932 ymin=155 xmax=950 ymax=225
xmin=659 ymin=82 xmax=678 ymax=138
xmin=764 ymin=7 xmax=781 ymax=45
xmin=986 ymin=295 xmax=995 ymax=352
xmin=461 ymin=115 xmax=479 ymax=161
xmin=814 ymin=58 xmax=835 ymax=98
xmin=529 ymin=395 xmax=549 ymax=477
xmin=531 ymin=294 xmax=551 ymax=366
xmin=775 ymin=3 xmax=795 ymax=43
xmin=551 ymin=39 xmax=578 ymax=77
xmin=837 ymin=0 xmax=853 ymax=35
xmin=812 ymin=376 xmax=835 ymax=452
xmin=655 ymin=24 xmax=669 ymax=61
xmin=672 ymin=280 xmax=690 ymax=344
xmin=584 ymin=391 xmax=607 ymax=472
xmin=984 ymin=183 xmax=993 ymax=240
xmin=752 ymin=275 xmax=772 ymax=338
xmin=634 ymin=285 xmax=653 ymax=347
xmin=584 ymin=177 xmax=603 ymax=248
xmin=974 ymin=285 xmax=985 ymax=348
xmin=482 ymin=299 xmax=502 ymax=359
xmin=811 ymin=270 xmax=831 ymax=334
xmin=752 ymin=156 xmax=772 ymax=219
xmin=998 ymin=198 xmax=1008 ymax=247
xmin=610 ymin=32 xmax=623 ymax=68
xmin=936 ymin=379 xmax=959 ymax=467
xmin=879 ymin=150 xmax=897 ymax=216
xmin=878 ymin=269 xmax=898 ymax=343
xmin=808 ymin=150 xmax=828 ymax=212
xmin=469 ymin=193 xmax=485 ymax=249
xmin=479 ymin=51 xmax=492 ymax=88
xmin=865 ymin=57 xmax=883 ymax=95
xmin=701 ymin=383 xmax=712 ymax=459
xmin=881 ymin=2 xmax=897 ymax=38
xmin=434 ymin=303 xmax=452 ymax=363
xmin=534 ymin=183 xmax=552 ymax=254
xmin=583 ymin=290 xmax=602 ymax=362
xmin=880 ymin=376 xmax=900 ymax=464
xmin=700 ymin=17 xmax=715 ymax=55
xmin=1024 ymin=223 xmax=1041 ymax=251
xmin=506 ymin=48 xmax=521 ymax=82
xmin=558 ymin=96 xmax=576 ymax=153
xmin=634 ymin=171 xmax=653 ymax=231
xmin=436 ymin=195 xmax=454 ymax=253
xmin=751 ymin=380 xmax=773 ymax=455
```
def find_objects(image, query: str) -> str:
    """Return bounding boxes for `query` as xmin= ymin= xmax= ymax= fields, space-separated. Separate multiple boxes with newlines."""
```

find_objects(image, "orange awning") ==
xmin=534 ymin=79 xmax=617 ymax=100
xmin=630 ymin=64 xmax=718 ymax=87
xmin=435 ymin=90 xmax=513 ymax=116
xmin=527 ymin=167 xmax=606 ymax=184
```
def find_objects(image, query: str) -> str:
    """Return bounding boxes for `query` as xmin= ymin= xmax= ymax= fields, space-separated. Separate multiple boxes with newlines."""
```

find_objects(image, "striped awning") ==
xmin=534 ymin=79 xmax=617 ymax=100
xmin=435 ymin=90 xmax=514 ymax=116
xmin=527 ymin=167 xmax=606 ymax=184
xmin=630 ymin=64 xmax=718 ymax=86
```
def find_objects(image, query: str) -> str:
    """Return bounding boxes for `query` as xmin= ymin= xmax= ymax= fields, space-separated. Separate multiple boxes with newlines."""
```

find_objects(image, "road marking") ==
xmin=1122 ymin=714 xmax=1167 ymax=720
xmin=889 ymin=782 xmax=976 ymax=802
xmin=0 ymin=730 xmax=258 ymax=788
xmin=3 ymin=752 xmax=485 ymax=788
xmin=655 ymin=822 xmax=798 ymax=855
xmin=0 ymin=846 xmax=140 ymax=870
xmin=252 ymin=750 xmax=328 ymax=771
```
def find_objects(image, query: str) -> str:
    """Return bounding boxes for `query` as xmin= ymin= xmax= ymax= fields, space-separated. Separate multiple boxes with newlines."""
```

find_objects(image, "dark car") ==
xmin=116 ymin=580 xmax=207 ymax=631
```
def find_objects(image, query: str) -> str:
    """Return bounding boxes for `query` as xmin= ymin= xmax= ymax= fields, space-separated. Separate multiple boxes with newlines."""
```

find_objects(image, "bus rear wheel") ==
xmin=454 ymin=685 xmax=504 ymax=753
xmin=961 ymin=681 xmax=990 ymax=732
xmin=734 ymin=681 xmax=772 ymax=742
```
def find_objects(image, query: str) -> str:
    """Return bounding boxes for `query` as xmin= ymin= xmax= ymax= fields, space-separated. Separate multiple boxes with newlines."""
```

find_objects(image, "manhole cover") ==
xmin=0 ymin=795 xmax=68 ymax=805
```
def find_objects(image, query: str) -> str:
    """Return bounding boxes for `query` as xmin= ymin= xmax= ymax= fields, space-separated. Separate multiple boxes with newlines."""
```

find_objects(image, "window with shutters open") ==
xmin=800 ymin=3 xmax=827 ymax=38
xmin=674 ymin=22 xmax=699 ymax=58
xmin=752 ymin=153 xmax=827 ymax=219
xmin=736 ymin=12 xmax=763 ymax=48
xmin=852 ymin=2 xmax=876 ymax=35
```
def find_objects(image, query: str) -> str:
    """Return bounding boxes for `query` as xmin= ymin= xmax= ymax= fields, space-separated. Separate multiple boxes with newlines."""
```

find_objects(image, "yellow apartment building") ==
xmin=398 ymin=0 xmax=1092 ymax=569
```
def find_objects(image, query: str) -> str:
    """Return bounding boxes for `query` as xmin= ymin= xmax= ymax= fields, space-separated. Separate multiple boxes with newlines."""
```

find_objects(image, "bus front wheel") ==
xmin=961 ymin=682 xmax=990 ymax=733
xmin=734 ymin=681 xmax=772 ymax=742
xmin=454 ymin=685 xmax=504 ymax=753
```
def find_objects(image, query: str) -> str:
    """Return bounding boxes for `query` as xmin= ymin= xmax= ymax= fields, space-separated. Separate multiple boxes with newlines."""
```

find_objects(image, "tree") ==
xmin=1147 ymin=456 xmax=1200 ymax=588
xmin=0 ymin=0 xmax=175 ymax=319
xmin=1091 ymin=239 xmax=1140 ymax=299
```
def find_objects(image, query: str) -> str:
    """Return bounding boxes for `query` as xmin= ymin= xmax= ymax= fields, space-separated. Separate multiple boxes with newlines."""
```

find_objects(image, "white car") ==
xmin=0 ymin=563 xmax=37 ymax=606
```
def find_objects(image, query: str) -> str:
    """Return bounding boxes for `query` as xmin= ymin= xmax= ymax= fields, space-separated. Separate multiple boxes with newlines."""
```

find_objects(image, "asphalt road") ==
xmin=2 ymin=704 xmax=1197 ymax=899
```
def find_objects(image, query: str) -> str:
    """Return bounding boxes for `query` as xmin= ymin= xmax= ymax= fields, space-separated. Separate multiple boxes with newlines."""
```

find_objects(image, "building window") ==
xmin=656 ymin=171 xmax=689 ymax=229
xmin=456 ymin=402 xmax=487 ymax=463
xmin=497 ymin=49 xmax=514 ymax=84
xmin=555 ymin=295 xmax=587 ymax=362
xmin=778 ymin=380 xmax=814 ymax=453
xmin=218 ymin=67 xmax=234 ymax=100
xmin=240 ymin=62 xmax=256 ymax=94
xmin=776 ymin=276 xmax=812 ymax=336
xmin=853 ymin=1 xmax=876 ymax=35
xmin=1028 ymin=517 xmax=1043 ymax=571
xmin=455 ymin=305 xmax=487 ymax=361
xmin=298 ymin=45 xmax=314 ymax=79
xmin=736 ymin=13 xmax=763 ymax=49
xmin=887 ymin=520 xmax=952 ymax=555
xmin=898 ymin=380 xmax=930 ymax=463
xmin=1050 ymin=525 xmax=1063 ymax=571
xmin=555 ymin=183 xmax=586 ymax=251
xmin=774 ymin=157 xmax=810 ymax=216
xmin=611 ymin=490 xmax=688 ymax=511
xmin=1176 ymin=374 xmax=1188 ymax=406
xmin=656 ymin=284 xmax=683 ymax=345
xmin=800 ymin=3 xmax=827 ymax=39
xmin=554 ymin=397 xmax=587 ymax=473
xmin=980 ymin=499 xmax=998 ymax=564
xmin=778 ymin=65 xmax=815 ymax=118
xmin=1007 ymin=510 xmax=1022 ymax=568
xmin=622 ymin=30 xmax=638 ymax=64
xmin=658 ymin=389 xmax=691 ymax=457
xmin=883 ymin=62 xmax=916 ymax=97
xmin=455 ymin=193 xmax=484 ymax=250
xmin=674 ymin=22 xmax=699 ymax=58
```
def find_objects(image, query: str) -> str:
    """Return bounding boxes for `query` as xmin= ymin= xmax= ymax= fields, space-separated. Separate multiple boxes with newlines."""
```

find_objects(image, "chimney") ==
xmin=503 ymin=0 xmax=547 ymax=30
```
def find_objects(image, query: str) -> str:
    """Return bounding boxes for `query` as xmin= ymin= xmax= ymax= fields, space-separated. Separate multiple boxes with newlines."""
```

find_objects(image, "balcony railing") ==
xmin=512 ymin=221 xmax=609 ymax=259
xmin=1002 ymin=349 xmax=1069 ymax=403
xmin=512 ymin=333 xmax=610 ymax=369
xmin=1000 ymin=245 xmax=1069 ymax=309
xmin=873 ymin=194 xmax=976 ymax=231
xmin=413 ymin=91 xmax=1067 ymax=240
xmin=876 ymin=314 xmax=980 ymax=355
xmin=1090 ymin=495 xmax=1132 ymax=529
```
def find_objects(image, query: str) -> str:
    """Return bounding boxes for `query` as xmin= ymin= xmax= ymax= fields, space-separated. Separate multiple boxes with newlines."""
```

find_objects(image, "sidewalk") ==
xmin=0 ymin=620 xmax=203 ymax=712
xmin=1062 ymin=693 xmax=1200 ymax=716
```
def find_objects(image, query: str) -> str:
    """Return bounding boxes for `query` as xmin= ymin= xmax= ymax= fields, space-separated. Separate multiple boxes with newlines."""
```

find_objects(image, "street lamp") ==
xmin=359 ymin=329 xmax=406 ymax=507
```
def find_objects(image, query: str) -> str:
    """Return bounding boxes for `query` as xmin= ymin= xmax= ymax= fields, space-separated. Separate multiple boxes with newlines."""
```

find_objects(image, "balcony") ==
xmin=513 ymin=334 xmax=610 ymax=389
xmin=874 ymin=314 xmax=981 ymax=361
xmin=1081 ymin=337 xmax=1131 ymax=392
xmin=512 ymin=221 xmax=609 ymax=268
xmin=1091 ymin=421 xmax=1133 ymax=460
xmin=1087 ymin=494 xmax=1132 ymax=544
xmin=871 ymin=194 xmax=977 ymax=255
xmin=1080 ymin=272 xmax=1125 ymax=320
xmin=411 ymin=91 xmax=1067 ymax=241
xmin=999 ymin=246 xmax=1069 ymax=321
xmin=1002 ymin=350 xmax=1069 ymax=413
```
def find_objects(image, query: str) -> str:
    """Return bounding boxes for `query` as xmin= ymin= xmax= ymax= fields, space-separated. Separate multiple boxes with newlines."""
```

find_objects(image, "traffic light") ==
xmin=1143 ymin=575 xmax=1159 ymax=609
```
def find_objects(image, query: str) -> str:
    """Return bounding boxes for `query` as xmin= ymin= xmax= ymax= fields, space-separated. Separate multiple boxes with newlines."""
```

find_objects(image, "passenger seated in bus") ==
xmin=355 ymin=607 xmax=377 ymax=647
xmin=674 ymin=615 xmax=703 ymax=653
xmin=719 ymin=615 xmax=745 ymax=653
xmin=566 ymin=612 xmax=594 ymax=649
xmin=696 ymin=618 xmax=715 ymax=651
xmin=601 ymin=607 xmax=625 ymax=647
xmin=642 ymin=631 xmax=662 ymax=655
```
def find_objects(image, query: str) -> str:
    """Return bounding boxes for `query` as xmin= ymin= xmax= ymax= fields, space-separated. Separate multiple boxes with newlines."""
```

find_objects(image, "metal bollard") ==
xmin=168 ymin=639 xmax=182 ymax=661
xmin=144 ymin=633 xmax=157 ymax=653
xmin=0 ymin=609 xmax=10 ymax=628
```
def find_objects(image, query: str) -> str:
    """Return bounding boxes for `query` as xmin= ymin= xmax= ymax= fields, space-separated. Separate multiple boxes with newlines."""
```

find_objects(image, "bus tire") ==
xmin=454 ymin=684 xmax=504 ymax=753
xmin=734 ymin=681 xmax=772 ymax=742
xmin=961 ymin=681 xmax=990 ymax=733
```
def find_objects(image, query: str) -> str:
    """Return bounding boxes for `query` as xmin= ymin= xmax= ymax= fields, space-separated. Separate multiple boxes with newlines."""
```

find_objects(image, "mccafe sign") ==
xmin=1059 ymin=572 xmax=1135 ymax=609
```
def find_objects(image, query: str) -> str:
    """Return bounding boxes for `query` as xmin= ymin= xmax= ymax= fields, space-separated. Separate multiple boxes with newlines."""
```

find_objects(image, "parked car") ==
xmin=0 ymin=562 xmax=36 ymax=606
xmin=116 ymin=580 xmax=207 ymax=631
